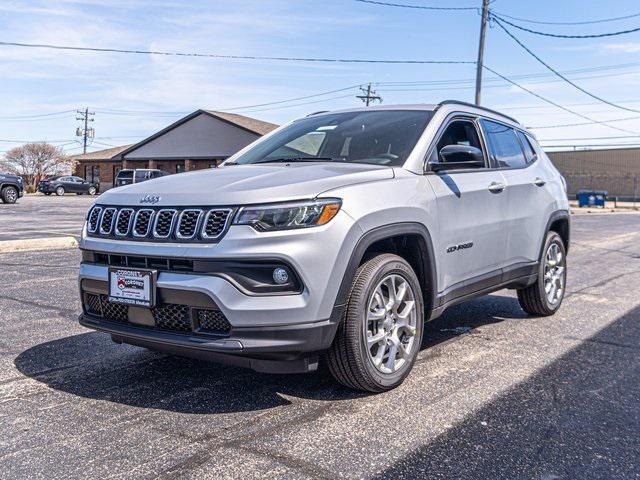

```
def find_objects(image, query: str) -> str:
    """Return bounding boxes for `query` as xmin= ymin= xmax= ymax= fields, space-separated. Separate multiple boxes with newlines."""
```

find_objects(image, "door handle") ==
xmin=533 ymin=177 xmax=546 ymax=187
xmin=488 ymin=182 xmax=505 ymax=194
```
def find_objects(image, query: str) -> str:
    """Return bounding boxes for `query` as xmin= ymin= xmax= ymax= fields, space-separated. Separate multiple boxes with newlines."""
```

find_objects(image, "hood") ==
xmin=97 ymin=163 xmax=394 ymax=206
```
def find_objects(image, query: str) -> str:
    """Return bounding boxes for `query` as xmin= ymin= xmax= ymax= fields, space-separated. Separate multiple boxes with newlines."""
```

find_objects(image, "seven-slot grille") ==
xmin=86 ymin=206 xmax=232 ymax=242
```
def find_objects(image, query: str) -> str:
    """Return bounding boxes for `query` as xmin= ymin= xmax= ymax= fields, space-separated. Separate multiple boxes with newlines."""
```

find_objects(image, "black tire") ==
xmin=88 ymin=186 xmax=97 ymax=196
xmin=517 ymin=231 xmax=567 ymax=316
xmin=327 ymin=253 xmax=424 ymax=392
xmin=55 ymin=186 xmax=65 ymax=196
xmin=1 ymin=186 xmax=18 ymax=204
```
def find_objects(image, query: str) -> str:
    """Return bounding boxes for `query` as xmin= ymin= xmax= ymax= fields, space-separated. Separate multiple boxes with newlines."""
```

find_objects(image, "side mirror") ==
xmin=431 ymin=145 xmax=485 ymax=172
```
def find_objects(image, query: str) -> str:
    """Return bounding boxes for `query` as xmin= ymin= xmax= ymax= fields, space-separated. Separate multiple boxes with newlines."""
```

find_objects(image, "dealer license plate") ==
xmin=108 ymin=268 xmax=157 ymax=308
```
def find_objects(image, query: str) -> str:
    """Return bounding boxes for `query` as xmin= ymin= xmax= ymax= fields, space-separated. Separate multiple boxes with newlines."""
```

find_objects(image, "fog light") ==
xmin=273 ymin=267 xmax=289 ymax=285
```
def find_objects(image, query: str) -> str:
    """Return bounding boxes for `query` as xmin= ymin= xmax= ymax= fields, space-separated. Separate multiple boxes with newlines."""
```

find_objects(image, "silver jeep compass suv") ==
xmin=79 ymin=101 xmax=569 ymax=392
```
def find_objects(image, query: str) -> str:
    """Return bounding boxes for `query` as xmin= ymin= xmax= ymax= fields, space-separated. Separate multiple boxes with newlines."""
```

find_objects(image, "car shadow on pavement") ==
xmin=372 ymin=304 xmax=640 ymax=480
xmin=14 ymin=294 xmax=524 ymax=415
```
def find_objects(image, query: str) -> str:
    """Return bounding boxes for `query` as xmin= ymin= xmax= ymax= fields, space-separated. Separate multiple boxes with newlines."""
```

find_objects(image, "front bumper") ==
xmin=79 ymin=311 xmax=339 ymax=373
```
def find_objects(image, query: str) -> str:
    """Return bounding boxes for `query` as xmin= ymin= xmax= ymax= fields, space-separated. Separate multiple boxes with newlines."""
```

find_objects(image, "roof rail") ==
xmin=306 ymin=110 xmax=329 ymax=117
xmin=436 ymin=100 xmax=520 ymax=125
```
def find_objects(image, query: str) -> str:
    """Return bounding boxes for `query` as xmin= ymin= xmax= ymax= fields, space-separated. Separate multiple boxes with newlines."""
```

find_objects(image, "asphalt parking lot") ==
xmin=1 ymin=199 xmax=639 ymax=479
xmin=0 ymin=194 xmax=95 ymax=241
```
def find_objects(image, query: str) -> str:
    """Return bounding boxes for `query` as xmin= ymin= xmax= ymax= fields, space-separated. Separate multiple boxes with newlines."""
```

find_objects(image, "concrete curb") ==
xmin=0 ymin=236 xmax=78 ymax=253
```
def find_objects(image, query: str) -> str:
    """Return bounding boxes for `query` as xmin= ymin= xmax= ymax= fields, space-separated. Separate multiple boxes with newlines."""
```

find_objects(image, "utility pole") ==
xmin=474 ymin=0 xmax=491 ymax=106
xmin=357 ymin=83 xmax=382 ymax=106
xmin=76 ymin=108 xmax=95 ymax=154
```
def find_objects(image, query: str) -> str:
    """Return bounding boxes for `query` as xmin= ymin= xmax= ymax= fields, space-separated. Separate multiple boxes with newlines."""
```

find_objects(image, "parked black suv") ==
xmin=38 ymin=175 xmax=99 ymax=196
xmin=0 ymin=173 xmax=24 ymax=204
xmin=115 ymin=169 xmax=169 ymax=187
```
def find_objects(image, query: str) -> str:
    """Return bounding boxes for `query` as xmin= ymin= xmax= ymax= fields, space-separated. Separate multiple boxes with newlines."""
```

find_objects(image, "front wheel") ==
xmin=1 ymin=186 xmax=18 ymax=204
xmin=327 ymin=254 xmax=424 ymax=392
xmin=517 ymin=232 xmax=567 ymax=316
xmin=55 ymin=186 xmax=65 ymax=196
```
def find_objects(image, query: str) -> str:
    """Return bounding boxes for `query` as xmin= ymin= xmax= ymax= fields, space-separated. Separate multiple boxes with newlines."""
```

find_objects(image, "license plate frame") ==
xmin=108 ymin=267 xmax=157 ymax=308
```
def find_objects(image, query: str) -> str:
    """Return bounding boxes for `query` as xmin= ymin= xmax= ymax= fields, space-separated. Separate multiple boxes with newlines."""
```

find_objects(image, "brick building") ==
xmin=72 ymin=110 xmax=278 ymax=190
xmin=548 ymin=147 xmax=640 ymax=199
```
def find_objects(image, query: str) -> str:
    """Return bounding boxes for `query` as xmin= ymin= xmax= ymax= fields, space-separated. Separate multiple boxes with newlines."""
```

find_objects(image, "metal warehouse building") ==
xmin=548 ymin=148 xmax=640 ymax=200
xmin=72 ymin=110 xmax=278 ymax=190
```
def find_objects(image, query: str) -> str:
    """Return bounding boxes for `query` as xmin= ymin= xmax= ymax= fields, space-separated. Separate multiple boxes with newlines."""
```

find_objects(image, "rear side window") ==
xmin=481 ymin=119 xmax=527 ymax=169
xmin=516 ymin=131 xmax=537 ymax=164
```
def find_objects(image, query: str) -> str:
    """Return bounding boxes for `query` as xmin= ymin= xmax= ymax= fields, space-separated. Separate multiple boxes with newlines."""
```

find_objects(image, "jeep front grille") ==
xmin=177 ymin=210 xmax=202 ymax=239
xmin=133 ymin=209 xmax=154 ymax=237
xmin=83 ymin=293 xmax=231 ymax=336
xmin=86 ymin=205 xmax=233 ymax=242
xmin=87 ymin=206 xmax=102 ymax=233
xmin=115 ymin=209 xmax=134 ymax=236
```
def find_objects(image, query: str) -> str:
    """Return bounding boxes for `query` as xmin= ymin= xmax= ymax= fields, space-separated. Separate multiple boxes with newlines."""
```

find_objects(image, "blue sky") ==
xmin=2 ymin=0 xmax=640 ymax=155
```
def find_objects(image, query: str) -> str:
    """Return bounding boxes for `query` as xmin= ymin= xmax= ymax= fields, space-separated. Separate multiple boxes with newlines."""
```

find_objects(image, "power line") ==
xmin=0 ymin=109 xmax=76 ymax=120
xmin=490 ymin=9 xmax=640 ymax=26
xmin=0 ymin=40 xmax=474 ymax=65
xmin=492 ymin=17 xmax=640 ymax=116
xmin=528 ymin=116 xmax=640 ymax=129
xmin=482 ymin=65 xmax=640 ymax=136
xmin=491 ymin=13 xmax=640 ymax=39
xmin=354 ymin=0 xmax=477 ymax=11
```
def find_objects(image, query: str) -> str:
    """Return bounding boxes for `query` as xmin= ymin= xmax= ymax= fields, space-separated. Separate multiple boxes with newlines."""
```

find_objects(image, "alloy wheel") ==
xmin=544 ymin=242 xmax=565 ymax=305
xmin=364 ymin=274 xmax=418 ymax=374
xmin=5 ymin=187 xmax=17 ymax=203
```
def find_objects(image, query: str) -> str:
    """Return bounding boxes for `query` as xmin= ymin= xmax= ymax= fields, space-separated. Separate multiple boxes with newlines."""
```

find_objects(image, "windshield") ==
xmin=230 ymin=110 xmax=433 ymax=167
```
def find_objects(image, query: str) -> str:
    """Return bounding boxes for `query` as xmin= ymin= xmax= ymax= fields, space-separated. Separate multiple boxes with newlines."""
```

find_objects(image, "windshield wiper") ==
xmin=250 ymin=157 xmax=339 ymax=164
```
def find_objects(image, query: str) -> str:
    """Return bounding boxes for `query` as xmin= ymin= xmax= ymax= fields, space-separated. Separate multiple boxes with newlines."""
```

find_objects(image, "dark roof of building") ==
xmin=203 ymin=110 xmax=279 ymax=135
xmin=71 ymin=144 xmax=135 ymax=161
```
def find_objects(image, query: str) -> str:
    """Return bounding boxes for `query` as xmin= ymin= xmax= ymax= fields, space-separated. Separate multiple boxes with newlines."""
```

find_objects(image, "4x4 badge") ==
xmin=140 ymin=195 xmax=161 ymax=204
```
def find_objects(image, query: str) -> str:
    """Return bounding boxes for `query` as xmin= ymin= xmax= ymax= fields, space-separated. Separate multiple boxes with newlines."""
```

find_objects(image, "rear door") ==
xmin=426 ymin=116 xmax=510 ymax=295
xmin=481 ymin=120 xmax=552 ymax=268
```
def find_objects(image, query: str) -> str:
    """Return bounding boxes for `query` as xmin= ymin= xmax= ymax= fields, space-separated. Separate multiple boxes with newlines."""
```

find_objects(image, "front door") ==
xmin=425 ymin=117 xmax=510 ymax=296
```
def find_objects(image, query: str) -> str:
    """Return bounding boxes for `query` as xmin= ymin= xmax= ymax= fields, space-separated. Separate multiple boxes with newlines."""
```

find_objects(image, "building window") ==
xmin=85 ymin=165 xmax=101 ymax=184
xmin=176 ymin=162 xmax=185 ymax=173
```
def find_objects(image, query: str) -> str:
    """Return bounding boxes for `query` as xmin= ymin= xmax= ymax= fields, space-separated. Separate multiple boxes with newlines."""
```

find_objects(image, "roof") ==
xmin=114 ymin=109 xmax=279 ymax=160
xmin=70 ymin=144 xmax=135 ymax=161
xmin=203 ymin=110 xmax=279 ymax=135
xmin=309 ymin=101 xmax=521 ymax=129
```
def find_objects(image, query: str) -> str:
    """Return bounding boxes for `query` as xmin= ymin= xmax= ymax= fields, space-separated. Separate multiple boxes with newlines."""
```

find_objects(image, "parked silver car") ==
xmin=78 ymin=101 xmax=569 ymax=392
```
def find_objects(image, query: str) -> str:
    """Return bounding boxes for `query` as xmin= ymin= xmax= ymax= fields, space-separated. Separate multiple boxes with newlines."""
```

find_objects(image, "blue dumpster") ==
xmin=577 ymin=190 xmax=607 ymax=208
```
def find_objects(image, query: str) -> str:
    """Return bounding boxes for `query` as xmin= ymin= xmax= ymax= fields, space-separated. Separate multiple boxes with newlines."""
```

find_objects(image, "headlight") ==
xmin=234 ymin=198 xmax=342 ymax=231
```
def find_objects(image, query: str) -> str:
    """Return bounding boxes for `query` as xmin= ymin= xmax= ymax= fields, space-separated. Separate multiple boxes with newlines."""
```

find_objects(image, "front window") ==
xmin=230 ymin=110 xmax=433 ymax=167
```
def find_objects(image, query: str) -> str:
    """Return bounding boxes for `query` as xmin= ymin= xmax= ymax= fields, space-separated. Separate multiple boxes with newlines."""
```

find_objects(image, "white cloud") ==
xmin=603 ymin=43 xmax=640 ymax=53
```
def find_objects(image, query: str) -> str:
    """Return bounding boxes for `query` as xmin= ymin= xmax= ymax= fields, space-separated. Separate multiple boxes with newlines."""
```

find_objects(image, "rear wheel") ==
xmin=517 ymin=232 xmax=566 ymax=316
xmin=327 ymin=254 xmax=424 ymax=392
xmin=1 ymin=186 xmax=18 ymax=204
xmin=55 ymin=186 xmax=65 ymax=196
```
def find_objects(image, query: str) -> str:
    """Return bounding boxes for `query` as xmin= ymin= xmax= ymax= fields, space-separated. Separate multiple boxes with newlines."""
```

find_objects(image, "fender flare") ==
xmin=540 ymin=209 xmax=571 ymax=260
xmin=333 ymin=222 xmax=438 ymax=316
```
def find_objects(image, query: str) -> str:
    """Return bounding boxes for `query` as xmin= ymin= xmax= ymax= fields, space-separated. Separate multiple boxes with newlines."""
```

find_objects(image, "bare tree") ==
xmin=1 ymin=143 xmax=73 ymax=190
